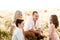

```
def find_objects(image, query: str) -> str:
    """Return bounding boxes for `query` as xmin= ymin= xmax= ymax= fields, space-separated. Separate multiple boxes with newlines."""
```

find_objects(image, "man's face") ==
xmin=33 ymin=13 xmax=39 ymax=21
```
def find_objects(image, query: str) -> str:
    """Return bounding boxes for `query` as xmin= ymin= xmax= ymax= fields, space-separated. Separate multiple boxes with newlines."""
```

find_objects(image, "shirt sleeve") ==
xmin=37 ymin=20 xmax=41 ymax=29
xmin=24 ymin=17 xmax=32 ymax=31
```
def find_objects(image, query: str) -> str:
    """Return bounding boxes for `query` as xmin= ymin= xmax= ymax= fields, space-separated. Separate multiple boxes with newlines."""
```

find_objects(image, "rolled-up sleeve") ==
xmin=24 ymin=17 xmax=33 ymax=31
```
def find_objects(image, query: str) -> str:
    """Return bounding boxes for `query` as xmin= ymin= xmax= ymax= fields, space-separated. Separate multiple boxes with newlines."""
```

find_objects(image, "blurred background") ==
xmin=0 ymin=0 xmax=60 ymax=40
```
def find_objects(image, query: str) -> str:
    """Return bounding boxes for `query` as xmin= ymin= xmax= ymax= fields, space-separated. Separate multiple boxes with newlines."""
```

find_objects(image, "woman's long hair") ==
xmin=51 ymin=15 xmax=59 ymax=28
xmin=14 ymin=10 xmax=22 ymax=23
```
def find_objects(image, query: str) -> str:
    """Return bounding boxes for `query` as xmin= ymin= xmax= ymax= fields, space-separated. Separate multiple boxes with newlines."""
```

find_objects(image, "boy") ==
xmin=12 ymin=19 xmax=25 ymax=40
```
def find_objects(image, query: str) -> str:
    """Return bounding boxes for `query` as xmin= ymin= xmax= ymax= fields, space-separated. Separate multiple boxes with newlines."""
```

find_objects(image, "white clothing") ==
xmin=24 ymin=16 xmax=41 ymax=31
xmin=12 ymin=27 xmax=25 ymax=40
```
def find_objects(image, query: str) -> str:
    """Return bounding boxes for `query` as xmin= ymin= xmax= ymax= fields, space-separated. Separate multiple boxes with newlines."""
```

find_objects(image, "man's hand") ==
xmin=30 ymin=27 xmax=43 ymax=35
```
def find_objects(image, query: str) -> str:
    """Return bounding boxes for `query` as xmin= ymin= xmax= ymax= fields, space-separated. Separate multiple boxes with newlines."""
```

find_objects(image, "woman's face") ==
xmin=17 ymin=13 xmax=22 ymax=19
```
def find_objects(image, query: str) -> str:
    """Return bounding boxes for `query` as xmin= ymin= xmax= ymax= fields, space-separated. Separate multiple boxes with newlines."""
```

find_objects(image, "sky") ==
xmin=0 ymin=0 xmax=60 ymax=11
xmin=0 ymin=0 xmax=60 ymax=28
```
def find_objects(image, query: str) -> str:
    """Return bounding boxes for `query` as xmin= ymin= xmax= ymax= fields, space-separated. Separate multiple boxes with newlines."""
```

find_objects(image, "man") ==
xmin=24 ymin=11 xmax=41 ymax=31
xmin=24 ymin=11 xmax=43 ymax=40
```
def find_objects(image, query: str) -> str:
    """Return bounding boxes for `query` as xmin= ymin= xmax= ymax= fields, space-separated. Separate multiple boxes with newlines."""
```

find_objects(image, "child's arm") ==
xmin=50 ymin=24 xmax=55 ymax=40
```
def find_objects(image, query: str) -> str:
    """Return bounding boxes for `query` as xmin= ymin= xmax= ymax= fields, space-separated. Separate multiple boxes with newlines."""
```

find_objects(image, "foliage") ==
xmin=0 ymin=22 xmax=60 ymax=40
xmin=0 ymin=29 xmax=11 ymax=40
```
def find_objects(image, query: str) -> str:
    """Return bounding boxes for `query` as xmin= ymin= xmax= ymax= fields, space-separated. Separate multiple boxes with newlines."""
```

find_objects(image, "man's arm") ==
xmin=24 ymin=17 xmax=32 ymax=31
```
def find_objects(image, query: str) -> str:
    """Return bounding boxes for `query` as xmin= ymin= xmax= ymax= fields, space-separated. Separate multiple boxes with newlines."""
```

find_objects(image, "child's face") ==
xmin=49 ymin=16 xmax=52 ymax=24
xmin=19 ymin=21 xmax=24 ymax=28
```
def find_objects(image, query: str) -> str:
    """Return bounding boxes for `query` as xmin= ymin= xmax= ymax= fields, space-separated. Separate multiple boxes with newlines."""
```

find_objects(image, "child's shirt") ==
xmin=12 ymin=27 xmax=25 ymax=40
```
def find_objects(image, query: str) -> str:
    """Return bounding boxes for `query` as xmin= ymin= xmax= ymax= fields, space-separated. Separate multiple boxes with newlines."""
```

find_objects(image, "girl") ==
xmin=48 ymin=15 xmax=59 ymax=40
xmin=12 ymin=19 xmax=25 ymax=40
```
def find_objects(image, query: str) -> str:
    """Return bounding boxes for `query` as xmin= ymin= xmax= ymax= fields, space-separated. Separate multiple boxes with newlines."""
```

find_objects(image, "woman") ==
xmin=9 ymin=10 xmax=23 ymax=33
xmin=48 ymin=15 xmax=59 ymax=40
xmin=12 ymin=19 xmax=25 ymax=40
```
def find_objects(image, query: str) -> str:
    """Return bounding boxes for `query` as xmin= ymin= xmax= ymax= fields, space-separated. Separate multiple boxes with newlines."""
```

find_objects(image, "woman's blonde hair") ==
xmin=14 ymin=10 xmax=22 ymax=23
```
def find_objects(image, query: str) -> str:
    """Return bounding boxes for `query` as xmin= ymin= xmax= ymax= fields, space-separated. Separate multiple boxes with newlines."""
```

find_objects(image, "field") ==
xmin=0 ymin=8 xmax=60 ymax=40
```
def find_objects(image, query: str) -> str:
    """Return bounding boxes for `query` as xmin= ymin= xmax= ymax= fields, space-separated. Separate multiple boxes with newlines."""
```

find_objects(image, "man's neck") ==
xmin=33 ymin=19 xmax=36 ymax=22
xmin=34 ymin=20 xmax=36 ymax=24
xmin=33 ymin=19 xmax=37 ymax=23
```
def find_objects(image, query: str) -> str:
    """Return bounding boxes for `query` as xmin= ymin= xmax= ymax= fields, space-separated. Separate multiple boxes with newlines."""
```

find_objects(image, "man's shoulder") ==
xmin=27 ymin=16 xmax=33 ymax=21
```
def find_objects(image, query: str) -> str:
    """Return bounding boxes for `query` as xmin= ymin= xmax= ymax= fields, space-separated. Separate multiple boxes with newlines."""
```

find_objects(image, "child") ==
xmin=12 ymin=19 xmax=25 ymax=40
xmin=48 ymin=15 xmax=59 ymax=40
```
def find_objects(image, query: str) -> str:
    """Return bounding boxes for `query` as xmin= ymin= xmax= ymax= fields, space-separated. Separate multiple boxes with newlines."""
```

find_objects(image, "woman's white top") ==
xmin=24 ymin=16 xmax=41 ymax=31
xmin=12 ymin=27 xmax=25 ymax=40
xmin=48 ymin=24 xmax=59 ymax=40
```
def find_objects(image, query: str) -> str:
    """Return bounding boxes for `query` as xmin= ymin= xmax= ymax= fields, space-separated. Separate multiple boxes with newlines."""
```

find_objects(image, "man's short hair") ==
xmin=16 ymin=19 xmax=24 ymax=27
xmin=32 ymin=11 xmax=38 ymax=15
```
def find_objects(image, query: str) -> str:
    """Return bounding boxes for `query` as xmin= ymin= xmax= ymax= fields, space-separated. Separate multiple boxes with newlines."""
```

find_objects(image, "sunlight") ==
xmin=0 ymin=0 xmax=60 ymax=10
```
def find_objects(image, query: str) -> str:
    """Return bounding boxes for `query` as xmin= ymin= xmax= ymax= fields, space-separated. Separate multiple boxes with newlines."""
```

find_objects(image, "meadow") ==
xmin=0 ymin=8 xmax=60 ymax=40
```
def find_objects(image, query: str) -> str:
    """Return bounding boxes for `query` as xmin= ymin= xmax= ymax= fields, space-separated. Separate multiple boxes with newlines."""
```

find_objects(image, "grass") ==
xmin=0 ymin=22 xmax=60 ymax=40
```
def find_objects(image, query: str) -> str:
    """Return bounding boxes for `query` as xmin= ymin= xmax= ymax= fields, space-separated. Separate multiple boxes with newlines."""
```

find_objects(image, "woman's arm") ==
xmin=9 ymin=25 xmax=15 ymax=33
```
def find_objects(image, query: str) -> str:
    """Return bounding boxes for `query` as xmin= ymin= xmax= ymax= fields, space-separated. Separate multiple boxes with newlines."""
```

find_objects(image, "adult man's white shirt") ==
xmin=24 ymin=16 xmax=41 ymax=31
xmin=12 ymin=27 xmax=25 ymax=40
